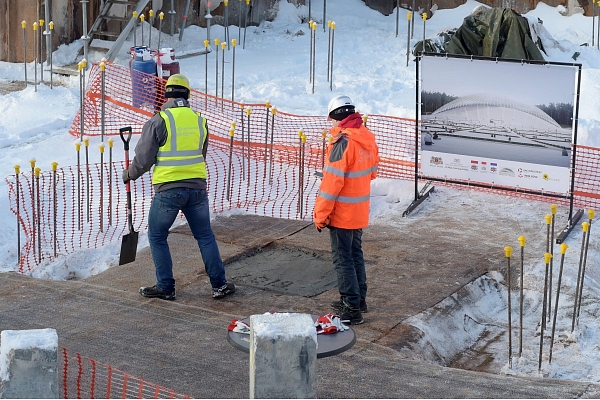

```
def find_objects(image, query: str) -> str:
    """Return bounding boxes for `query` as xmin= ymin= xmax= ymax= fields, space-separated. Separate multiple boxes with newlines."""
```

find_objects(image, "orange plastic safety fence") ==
xmin=60 ymin=348 xmax=190 ymax=399
xmin=6 ymin=62 xmax=600 ymax=272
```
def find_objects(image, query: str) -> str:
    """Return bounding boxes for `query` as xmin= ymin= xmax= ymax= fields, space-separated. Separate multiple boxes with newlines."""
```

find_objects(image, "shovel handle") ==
xmin=120 ymin=126 xmax=135 ymax=232
xmin=120 ymin=126 xmax=133 ymax=152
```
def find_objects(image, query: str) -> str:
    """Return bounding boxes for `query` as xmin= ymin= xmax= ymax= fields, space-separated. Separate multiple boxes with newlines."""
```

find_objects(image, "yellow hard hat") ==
xmin=165 ymin=74 xmax=190 ymax=91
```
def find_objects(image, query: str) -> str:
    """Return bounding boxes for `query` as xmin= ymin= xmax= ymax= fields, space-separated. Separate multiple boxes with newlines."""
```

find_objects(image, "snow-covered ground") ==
xmin=1 ymin=0 xmax=600 ymax=384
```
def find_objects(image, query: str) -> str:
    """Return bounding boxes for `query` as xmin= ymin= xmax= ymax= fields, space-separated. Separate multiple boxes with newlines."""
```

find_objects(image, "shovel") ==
xmin=119 ymin=126 xmax=139 ymax=265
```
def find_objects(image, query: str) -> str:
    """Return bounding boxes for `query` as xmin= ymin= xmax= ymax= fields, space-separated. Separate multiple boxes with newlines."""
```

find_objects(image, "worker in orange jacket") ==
xmin=313 ymin=95 xmax=379 ymax=325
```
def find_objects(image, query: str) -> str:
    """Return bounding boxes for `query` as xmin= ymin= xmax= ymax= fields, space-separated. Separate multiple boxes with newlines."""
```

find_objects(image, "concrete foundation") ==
xmin=249 ymin=313 xmax=317 ymax=399
xmin=0 ymin=329 xmax=58 ymax=399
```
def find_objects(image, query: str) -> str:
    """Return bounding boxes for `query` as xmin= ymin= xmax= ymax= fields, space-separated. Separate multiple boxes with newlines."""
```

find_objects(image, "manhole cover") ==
xmin=225 ymin=247 xmax=336 ymax=297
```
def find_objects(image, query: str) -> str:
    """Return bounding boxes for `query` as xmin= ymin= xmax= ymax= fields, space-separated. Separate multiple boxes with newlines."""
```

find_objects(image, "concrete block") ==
xmin=0 ymin=329 xmax=58 ymax=399
xmin=249 ymin=313 xmax=317 ymax=399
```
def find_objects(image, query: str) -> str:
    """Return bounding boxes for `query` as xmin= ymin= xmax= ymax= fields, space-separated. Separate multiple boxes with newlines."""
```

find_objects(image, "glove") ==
xmin=122 ymin=169 xmax=131 ymax=184
xmin=227 ymin=319 xmax=250 ymax=334
xmin=315 ymin=217 xmax=329 ymax=232
xmin=314 ymin=313 xmax=349 ymax=334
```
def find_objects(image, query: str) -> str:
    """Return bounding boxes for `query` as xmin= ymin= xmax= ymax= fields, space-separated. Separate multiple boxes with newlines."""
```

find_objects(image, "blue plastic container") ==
xmin=131 ymin=49 xmax=157 ymax=108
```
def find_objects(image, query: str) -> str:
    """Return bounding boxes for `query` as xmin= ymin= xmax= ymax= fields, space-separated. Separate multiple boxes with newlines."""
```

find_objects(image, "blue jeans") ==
xmin=148 ymin=188 xmax=226 ymax=293
xmin=329 ymin=227 xmax=367 ymax=309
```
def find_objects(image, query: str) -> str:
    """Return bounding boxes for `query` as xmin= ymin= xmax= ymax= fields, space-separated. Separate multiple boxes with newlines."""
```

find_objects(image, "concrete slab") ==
xmin=2 ymin=205 xmax=600 ymax=398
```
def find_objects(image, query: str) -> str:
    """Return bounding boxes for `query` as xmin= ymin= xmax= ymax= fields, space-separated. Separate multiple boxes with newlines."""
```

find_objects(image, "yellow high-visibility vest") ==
xmin=152 ymin=107 xmax=208 ymax=184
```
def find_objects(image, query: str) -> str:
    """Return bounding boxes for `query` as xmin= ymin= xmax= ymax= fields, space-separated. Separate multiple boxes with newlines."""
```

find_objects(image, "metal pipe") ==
xmin=51 ymin=162 xmax=58 ymax=256
xmin=81 ymin=0 xmax=89 ymax=69
xmin=549 ymin=243 xmax=568 ymax=363
xmin=169 ymin=0 xmax=175 ymax=36
xmin=14 ymin=165 xmax=21 ymax=268
xmin=538 ymin=252 xmax=552 ymax=372
xmin=571 ymin=221 xmax=589 ymax=332
xmin=504 ymin=246 xmax=513 ymax=368
xmin=575 ymin=210 xmax=595 ymax=326
xmin=22 ymin=22 xmax=27 ymax=86
xmin=518 ymin=236 xmax=525 ymax=357
xmin=178 ymin=0 xmax=191 ymax=41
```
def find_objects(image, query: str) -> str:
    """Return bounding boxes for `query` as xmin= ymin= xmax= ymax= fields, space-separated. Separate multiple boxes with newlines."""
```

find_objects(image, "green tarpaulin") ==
xmin=415 ymin=7 xmax=545 ymax=61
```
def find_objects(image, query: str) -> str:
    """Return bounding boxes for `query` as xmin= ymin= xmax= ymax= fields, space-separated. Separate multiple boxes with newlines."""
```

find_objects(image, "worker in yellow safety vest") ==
xmin=123 ymin=74 xmax=235 ymax=301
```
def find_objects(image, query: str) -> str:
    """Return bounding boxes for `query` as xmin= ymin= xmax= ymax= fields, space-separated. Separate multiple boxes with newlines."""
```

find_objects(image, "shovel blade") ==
xmin=119 ymin=230 xmax=139 ymax=265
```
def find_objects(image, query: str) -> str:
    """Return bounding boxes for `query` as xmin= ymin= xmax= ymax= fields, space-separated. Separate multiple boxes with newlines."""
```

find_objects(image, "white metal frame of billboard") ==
xmin=412 ymin=52 xmax=582 ymax=222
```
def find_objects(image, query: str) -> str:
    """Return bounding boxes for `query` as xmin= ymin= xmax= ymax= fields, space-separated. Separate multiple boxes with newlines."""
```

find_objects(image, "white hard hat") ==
xmin=327 ymin=95 xmax=355 ymax=119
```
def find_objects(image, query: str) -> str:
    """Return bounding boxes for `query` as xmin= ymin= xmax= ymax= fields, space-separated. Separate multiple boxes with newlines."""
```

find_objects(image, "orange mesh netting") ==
xmin=5 ymin=62 xmax=600 ymax=272
xmin=60 ymin=348 xmax=190 ymax=399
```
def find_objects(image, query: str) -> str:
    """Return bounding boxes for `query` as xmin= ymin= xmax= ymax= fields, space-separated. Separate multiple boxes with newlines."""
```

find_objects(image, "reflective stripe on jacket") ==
xmin=313 ymin=119 xmax=379 ymax=229
xmin=152 ymin=107 xmax=208 ymax=184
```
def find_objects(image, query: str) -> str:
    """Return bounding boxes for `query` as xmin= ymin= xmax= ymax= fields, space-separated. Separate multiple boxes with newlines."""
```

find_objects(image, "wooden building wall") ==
xmin=0 ymin=0 xmax=593 ymax=63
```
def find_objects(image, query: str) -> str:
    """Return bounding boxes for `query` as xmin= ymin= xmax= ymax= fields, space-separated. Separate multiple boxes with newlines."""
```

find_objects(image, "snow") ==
xmin=250 ymin=313 xmax=317 ymax=343
xmin=0 ymin=0 xmax=600 ymax=385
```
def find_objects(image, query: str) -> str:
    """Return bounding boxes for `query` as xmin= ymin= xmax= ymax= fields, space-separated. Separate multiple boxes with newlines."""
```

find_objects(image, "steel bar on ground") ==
xmin=108 ymin=139 xmax=113 ymax=227
xmin=30 ymin=160 xmax=36 ymax=259
xmin=76 ymin=144 xmax=81 ymax=230
xmin=49 ymin=22 xmax=54 ymax=88
xmin=575 ymin=210 xmax=595 ymax=326
xmin=406 ymin=12 xmax=411 ymax=67
xmin=539 ymin=252 xmax=552 ymax=372
xmin=158 ymin=13 xmax=164 ymax=50
xmin=226 ymin=128 xmax=234 ymax=200
xmin=549 ymin=243 xmax=568 ymax=363
xmin=263 ymin=101 xmax=271 ymax=176
xmin=34 ymin=22 xmax=38 ymax=92
xmin=312 ymin=22 xmax=316 ymax=94
xmin=35 ymin=167 xmax=41 ymax=263
xmin=52 ymin=162 xmax=58 ymax=256
xmin=178 ymin=0 xmax=191 ymax=41
xmin=327 ymin=21 xmax=332 ymax=82
xmin=247 ymin=108 xmax=251 ymax=181
xmin=140 ymin=14 xmax=145 ymax=45
xmin=504 ymin=246 xmax=513 ymax=368
xmin=84 ymin=137 xmax=90 ymax=223
xmin=215 ymin=38 xmax=220 ymax=106
xmin=411 ymin=0 xmax=415 ymax=38
xmin=518 ymin=236 xmax=525 ymax=357
xmin=225 ymin=1 xmax=230 ymax=49
xmin=330 ymin=23 xmax=335 ymax=90
xmin=268 ymin=108 xmax=276 ymax=184
xmin=243 ymin=0 xmax=249 ymax=49
xmin=396 ymin=0 xmax=399 ymax=37
xmin=40 ymin=20 xmax=44 ymax=83
xmin=238 ymin=0 xmax=242 ymax=42
xmin=99 ymin=144 xmax=105 ymax=233
xmin=169 ymin=0 xmax=175 ymax=36
xmin=204 ymin=40 xmax=209 ymax=109
xmin=231 ymin=39 xmax=237 ymax=103
xmin=22 ymin=22 xmax=27 ymax=86
xmin=149 ymin=10 xmax=153 ymax=47
xmin=309 ymin=20 xmax=314 ymax=84
xmin=548 ymin=205 xmax=557 ymax=323
xmin=221 ymin=42 xmax=226 ymax=108
xmin=15 ymin=166 xmax=21 ymax=268
xmin=571 ymin=221 xmax=589 ymax=332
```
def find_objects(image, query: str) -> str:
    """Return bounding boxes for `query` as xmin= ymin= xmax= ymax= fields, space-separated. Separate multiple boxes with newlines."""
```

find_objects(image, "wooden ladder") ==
xmin=87 ymin=0 xmax=151 ymax=61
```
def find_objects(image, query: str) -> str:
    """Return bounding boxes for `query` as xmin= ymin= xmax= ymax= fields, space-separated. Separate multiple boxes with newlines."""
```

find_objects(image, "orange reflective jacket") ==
xmin=313 ymin=114 xmax=379 ymax=229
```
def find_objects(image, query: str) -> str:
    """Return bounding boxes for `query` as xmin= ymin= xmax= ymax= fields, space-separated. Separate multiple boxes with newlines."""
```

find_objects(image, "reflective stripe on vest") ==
xmin=317 ymin=190 xmax=370 ymax=204
xmin=152 ymin=108 xmax=208 ymax=184
xmin=323 ymin=164 xmax=378 ymax=178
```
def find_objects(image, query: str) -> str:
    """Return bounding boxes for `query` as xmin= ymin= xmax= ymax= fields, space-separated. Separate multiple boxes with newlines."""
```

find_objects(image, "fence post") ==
xmin=249 ymin=313 xmax=316 ymax=399
xmin=0 ymin=329 xmax=59 ymax=399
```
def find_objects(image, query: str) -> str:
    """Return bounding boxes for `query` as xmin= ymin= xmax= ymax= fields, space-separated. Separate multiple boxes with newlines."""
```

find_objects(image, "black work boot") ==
xmin=338 ymin=303 xmax=364 ymax=325
xmin=331 ymin=297 xmax=368 ymax=313
xmin=212 ymin=282 xmax=236 ymax=299
xmin=139 ymin=285 xmax=176 ymax=300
